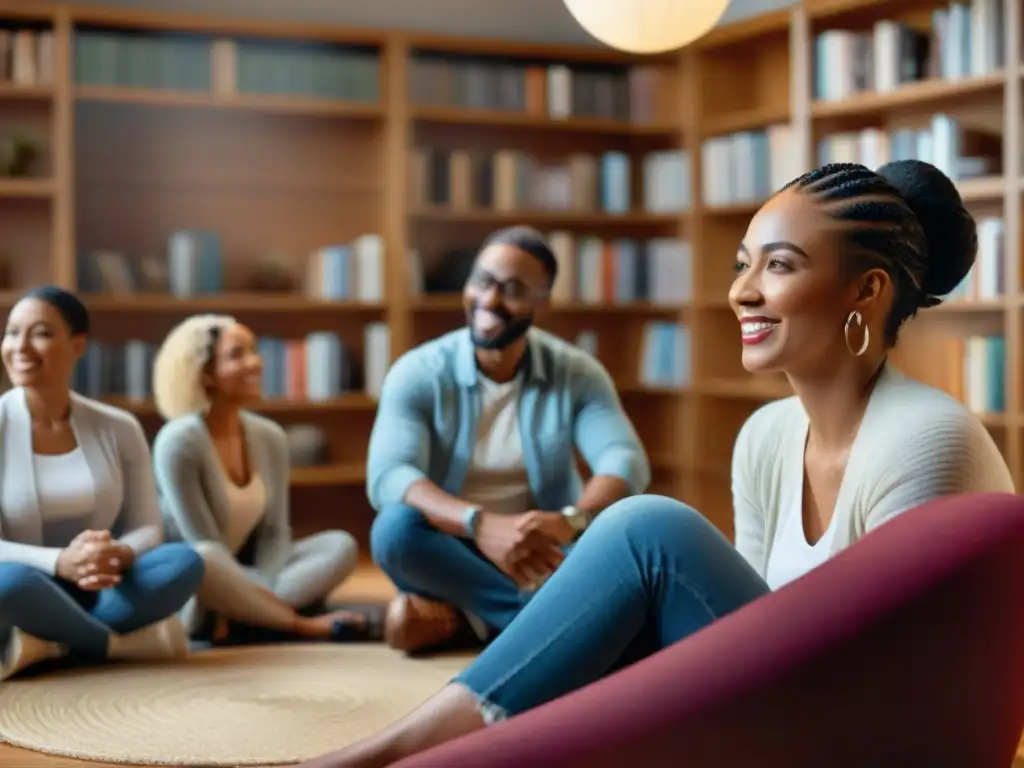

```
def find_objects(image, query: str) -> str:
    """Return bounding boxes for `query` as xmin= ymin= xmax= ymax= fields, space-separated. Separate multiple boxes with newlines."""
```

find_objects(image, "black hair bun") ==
xmin=875 ymin=159 xmax=977 ymax=304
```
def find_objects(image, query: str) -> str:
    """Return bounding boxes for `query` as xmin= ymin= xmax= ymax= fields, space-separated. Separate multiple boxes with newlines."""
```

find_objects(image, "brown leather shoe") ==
xmin=384 ymin=593 xmax=463 ymax=653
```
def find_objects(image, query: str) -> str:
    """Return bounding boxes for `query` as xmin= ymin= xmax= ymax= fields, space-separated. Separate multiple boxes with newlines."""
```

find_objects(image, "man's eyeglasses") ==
xmin=466 ymin=270 xmax=546 ymax=302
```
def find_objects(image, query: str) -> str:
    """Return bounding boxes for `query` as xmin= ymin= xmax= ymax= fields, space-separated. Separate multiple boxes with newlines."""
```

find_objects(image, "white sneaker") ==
xmin=0 ymin=629 xmax=67 ymax=681
xmin=108 ymin=616 xmax=189 ymax=660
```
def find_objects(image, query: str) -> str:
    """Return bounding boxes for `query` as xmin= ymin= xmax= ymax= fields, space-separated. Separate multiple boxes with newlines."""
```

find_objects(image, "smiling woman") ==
xmin=730 ymin=159 xmax=976 ymax=381
xmin=151 ymin=314 xmax=375 ymax=645
xmin=0 ymin=285 xmax=206 ymax=681
xmin=296 ymin=160 xmax=1016 ymax=768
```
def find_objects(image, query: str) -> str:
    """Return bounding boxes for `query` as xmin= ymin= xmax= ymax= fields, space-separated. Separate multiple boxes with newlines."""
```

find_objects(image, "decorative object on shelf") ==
xmin=137 ymin=254 xmax=170 ymax=293
xmin=1 ymin=135 xmax=38 ymax=177
xmin=423 ymin=248 xmax=477 ymax=293
xmin=248 ymin=255 xmax=296 ymax=292
xmin=562 ymin=0 xmax=728 ymax=53
xmin=285 ymin=424 xmax=328 ymax=467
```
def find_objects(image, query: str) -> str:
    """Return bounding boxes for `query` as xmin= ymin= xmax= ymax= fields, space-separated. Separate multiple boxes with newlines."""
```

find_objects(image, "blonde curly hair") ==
xmin=152 ymin=313 xmax=237 ymax=421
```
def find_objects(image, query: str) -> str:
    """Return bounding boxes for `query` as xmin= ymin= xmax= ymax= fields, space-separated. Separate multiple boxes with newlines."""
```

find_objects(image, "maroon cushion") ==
xmin=397 ymin=493 xmax=1024 ymax=768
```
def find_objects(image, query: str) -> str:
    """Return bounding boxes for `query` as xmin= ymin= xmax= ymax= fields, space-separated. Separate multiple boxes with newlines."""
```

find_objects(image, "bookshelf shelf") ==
xmin=291 ymin=464 xmax=366 ymax=487
xmin=702 ymin=202 xmax=765 ymax=217
xmin=0 ymin=178 xmax=55 ymax=198
xmin=0 ymin=83 xmax=53 ymax=101
xmin=102 ymin=394 xmax=378 ymax=416
xmin=929 ymin=300 xmax=1008 ymax=315
xmin=810 ymin=72 xmax=1006 ymax=120
xmin=75 ymin=85 xmax=384 ymax=118
xmin=700 ymin=106 xmax=792 ymax=137
xmin=410 ymin=208 xmax=683 ymax=227
xmin=411 ymin=294 xmax=683 ymax=318
xmin=0 ymin=0 xmax=1016 ymax=551
xmin=410 ymin=106 xmax=678 ymax=137
xmin=80 ymin=294 xmax=387 ymax=316
xmin=957 ymin=176 xmax=1007 ymax=202
xmin=697 ymin=378 xmax=793 ymax=401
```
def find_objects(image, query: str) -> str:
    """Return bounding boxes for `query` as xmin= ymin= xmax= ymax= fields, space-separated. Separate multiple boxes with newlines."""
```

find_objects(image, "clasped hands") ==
xmin=474 ymin=509 xmax=576 ymax=589
xmin=55 ymin=529 xmax=134 ymax=591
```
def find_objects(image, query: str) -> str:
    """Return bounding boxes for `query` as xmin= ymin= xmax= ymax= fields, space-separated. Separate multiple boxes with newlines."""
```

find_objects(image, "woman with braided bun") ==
xmin=151 ymin=314 xmax=376 ymax=644
xmin=299 ymin=159 xmax=1014 ymax=768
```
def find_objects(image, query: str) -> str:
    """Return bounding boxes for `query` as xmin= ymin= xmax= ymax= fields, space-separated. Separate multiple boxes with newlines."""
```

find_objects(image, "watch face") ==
xmin=563 ymin=507 xmax=586 ymax=530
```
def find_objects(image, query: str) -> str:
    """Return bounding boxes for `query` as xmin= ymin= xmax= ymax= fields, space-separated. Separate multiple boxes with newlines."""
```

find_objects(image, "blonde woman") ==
xmin=152 ymin=314 xmax=372 ymax=643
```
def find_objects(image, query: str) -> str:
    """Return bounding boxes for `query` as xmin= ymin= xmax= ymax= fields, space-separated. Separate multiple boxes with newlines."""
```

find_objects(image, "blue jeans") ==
xmin=0 ymin=543 xmax=205 ymax=659
xmin=452 ymin=495 xmax=771 ymax=721
xmin=372 ymin=504 xmax=557 ymax=636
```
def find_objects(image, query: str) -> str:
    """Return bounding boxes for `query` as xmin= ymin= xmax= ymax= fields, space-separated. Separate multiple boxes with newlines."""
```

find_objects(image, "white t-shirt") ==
xmin=764 ymin=492 xmax=838 ymax=590
xmin=34 ymin=448 xmax=97 ymax=547
xmin=460 ymin=374 xmax=533 ymax=515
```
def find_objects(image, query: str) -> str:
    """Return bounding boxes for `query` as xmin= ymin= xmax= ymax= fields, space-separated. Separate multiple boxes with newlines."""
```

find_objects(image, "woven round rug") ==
xmin=0 ymin=644 xmax=475 ymax=766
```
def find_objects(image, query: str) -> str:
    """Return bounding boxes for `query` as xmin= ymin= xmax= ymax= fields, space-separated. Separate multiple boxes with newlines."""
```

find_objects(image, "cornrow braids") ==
xmin=782 ymin=162 xmax=931 ymax=347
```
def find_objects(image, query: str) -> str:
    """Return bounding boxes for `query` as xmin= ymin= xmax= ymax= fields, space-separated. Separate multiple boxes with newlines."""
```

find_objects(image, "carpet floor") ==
xmin=0 ymin=562 xmax=399 ymax=768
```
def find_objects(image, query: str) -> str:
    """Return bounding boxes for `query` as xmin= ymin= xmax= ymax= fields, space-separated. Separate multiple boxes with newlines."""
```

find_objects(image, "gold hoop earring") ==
xmin=844 ymin=310 xmax=869 ymax=357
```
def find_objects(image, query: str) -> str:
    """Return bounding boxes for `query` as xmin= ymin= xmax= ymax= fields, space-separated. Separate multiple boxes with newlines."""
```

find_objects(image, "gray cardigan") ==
xmin=0 ymin=387 xmax=163 ymax=573
xmin=152 ymin=411 xmax=292 ymax=586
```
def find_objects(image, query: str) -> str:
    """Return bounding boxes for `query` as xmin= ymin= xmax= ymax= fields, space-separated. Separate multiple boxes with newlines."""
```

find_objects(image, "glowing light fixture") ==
xmin=562 ymin=0 xmax=730 ymax=54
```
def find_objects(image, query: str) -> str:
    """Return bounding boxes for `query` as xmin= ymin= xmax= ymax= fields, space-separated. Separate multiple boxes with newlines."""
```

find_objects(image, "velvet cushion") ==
xmin=397 ymin=493 xmax=1024 ymax=768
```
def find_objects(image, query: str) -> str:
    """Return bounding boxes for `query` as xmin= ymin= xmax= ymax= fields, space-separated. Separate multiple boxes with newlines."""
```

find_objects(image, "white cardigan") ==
xmin=0 ymin=387 xmax=163 ymax=573
xmin=732 ymin=364 xmax=1015 ymax=580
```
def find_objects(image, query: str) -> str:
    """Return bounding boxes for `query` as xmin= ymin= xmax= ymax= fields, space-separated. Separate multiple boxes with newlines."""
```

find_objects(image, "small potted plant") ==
xmin=2 ymin=135 xmax=39 ymax=177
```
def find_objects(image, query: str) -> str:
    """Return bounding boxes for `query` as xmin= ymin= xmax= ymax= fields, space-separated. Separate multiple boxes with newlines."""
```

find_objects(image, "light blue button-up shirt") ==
xmin=366 ymin=327 xmax=650 ymax=513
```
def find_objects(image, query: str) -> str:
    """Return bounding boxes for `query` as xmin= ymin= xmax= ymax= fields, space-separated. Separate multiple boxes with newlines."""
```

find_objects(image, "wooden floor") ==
xmin=0 ymin=562 xmax=397 ymax=768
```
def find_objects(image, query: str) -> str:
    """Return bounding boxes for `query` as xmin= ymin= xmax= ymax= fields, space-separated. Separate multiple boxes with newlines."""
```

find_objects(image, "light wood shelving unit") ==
xmin=0 ymin=0 xmax=1018 ymax=546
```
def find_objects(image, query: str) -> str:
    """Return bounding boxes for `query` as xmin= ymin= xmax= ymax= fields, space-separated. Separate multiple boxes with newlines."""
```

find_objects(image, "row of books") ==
xmin=701 ymin=125 xmax=801 ymax=208
xmin=76 ymin=231 xmax=385 ymax=302
xmin=817 ymin=115 xmax=996 ymax=181
xmin=949 ymin=217 xmax=1004 ymax=301
xmin=546 ymin=235 xmax=691 ymax=306
xmin=814 ymin=0 xmax=1002 ymax=102
xmin=409 ymin=148 xmax=690 ymax=214
xmin=75 ymin=30 xmax=381 ymax=102
xmin=0 ymin=28 xmax=53 ymax=86
xmin=257 ymin=331 xmax=389 ymax=400
xmin=575 ymin=322 xmax=690 ymax=389
xmin=410 ymin=56 xmax=667 ymax=124
xmin=72 ymin=325 xmax=392 ymax=404
xmin=576 ymin=328 xmax=1003 ymax=412
xmin=304 ymin=235 xmax=384 ymax=302
xmin=950 ymin=335 xmax=1005 ymax=414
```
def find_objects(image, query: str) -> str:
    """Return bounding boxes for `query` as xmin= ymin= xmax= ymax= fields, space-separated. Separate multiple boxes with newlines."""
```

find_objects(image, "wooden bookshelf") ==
xmin=0 ymin=0 xmax=1018 ymax=548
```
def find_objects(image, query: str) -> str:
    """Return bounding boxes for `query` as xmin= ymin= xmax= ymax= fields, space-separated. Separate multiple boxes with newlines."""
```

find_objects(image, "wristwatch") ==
xmin=561 ymin=504 xmax=589 ymax=533
xmin=462 ymin=505 xmax=483 ymax=539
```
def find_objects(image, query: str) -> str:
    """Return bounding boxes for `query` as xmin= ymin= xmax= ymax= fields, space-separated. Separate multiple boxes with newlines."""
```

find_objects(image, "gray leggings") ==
xmin=182 ymin=530 xmax=359 ymax=635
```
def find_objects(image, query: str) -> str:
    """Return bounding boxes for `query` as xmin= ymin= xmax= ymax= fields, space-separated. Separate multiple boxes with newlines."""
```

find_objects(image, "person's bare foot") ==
xmin=296 ymin=684 xmax=485 ymax=767
xmin=384 ymin=594 xmax=464 ymax=653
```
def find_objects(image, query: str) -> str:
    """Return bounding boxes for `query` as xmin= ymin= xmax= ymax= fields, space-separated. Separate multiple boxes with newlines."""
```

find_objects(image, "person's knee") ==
xmin=316 ymin=530 xmax=360 ymax=580
xmin=148 ymin=542 xmax=206 ymax=593
xmin=370 ymin=503 xmax=430 ymax=571
xmin=588 ymin=495 xmax=723 ymax=550
xmin=0 ymin=563 xmax=49 ymax=605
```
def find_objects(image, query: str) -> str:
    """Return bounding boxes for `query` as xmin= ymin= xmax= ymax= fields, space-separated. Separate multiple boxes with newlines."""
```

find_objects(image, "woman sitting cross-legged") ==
xmin=152 ymin=314 xmax=374 ymax=644
xmin=0 ymin=286 xmax=205 ymax=681
xmin=298 ymin=160 xmax=1016 ymax=768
